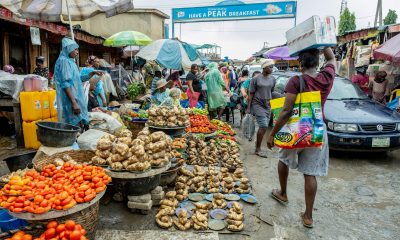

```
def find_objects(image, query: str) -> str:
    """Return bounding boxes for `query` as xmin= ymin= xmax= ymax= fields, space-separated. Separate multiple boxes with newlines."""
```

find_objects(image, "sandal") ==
xmin=255 ymin=151 xmax=268 ymax=158
xmin=300 ymin=212 xmax=313 ymax=228
xmin=271 ymin=189 xmax=288 ymax=204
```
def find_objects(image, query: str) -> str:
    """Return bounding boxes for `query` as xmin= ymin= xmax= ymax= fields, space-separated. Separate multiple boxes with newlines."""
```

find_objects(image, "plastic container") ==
xmin=286 ymin=16 xmax=337 ymax=56
xmin=3 ymin=151 xmax=36 ymax=172
xmin=48 ymin=90 xmax=58 ymax=118
xmin=40 ymin=91 xmax=51 ymax=119
xmin=20 ymin=91 xmax=42 ymax=122
xmin=36 ymin=121 xmax=80 ymax=147
xmin=23 ymin=77 xmax=33 ymax=91
xmin=32 ymin=76 xmax=43 ymax=91
xmin=23 ymin=121 xmax=41 ymax=149
xmin=0 ymin=209 xmax=28 ymax=232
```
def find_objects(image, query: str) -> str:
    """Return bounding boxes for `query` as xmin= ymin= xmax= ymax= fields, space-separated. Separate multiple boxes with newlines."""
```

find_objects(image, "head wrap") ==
xmin=3 ymin=65 xmax=14 ymax=73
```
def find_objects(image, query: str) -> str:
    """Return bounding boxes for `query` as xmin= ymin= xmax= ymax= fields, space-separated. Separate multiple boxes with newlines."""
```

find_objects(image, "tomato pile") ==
xmin=186 ymin=114 xmax=217 ymax=133
xmin=0 ymin=163 xmax=111 ymax=214
xmin=5 ymin=220 xmax=88 ymax=240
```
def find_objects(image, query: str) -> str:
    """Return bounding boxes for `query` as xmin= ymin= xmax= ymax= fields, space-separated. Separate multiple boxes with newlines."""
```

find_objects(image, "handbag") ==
xmin=270 ymin=75 xmax=325 ymax=149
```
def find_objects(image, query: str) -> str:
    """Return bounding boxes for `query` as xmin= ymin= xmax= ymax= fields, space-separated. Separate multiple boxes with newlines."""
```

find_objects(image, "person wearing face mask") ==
xmin=54 ymin=38 xmax=102 ymax=129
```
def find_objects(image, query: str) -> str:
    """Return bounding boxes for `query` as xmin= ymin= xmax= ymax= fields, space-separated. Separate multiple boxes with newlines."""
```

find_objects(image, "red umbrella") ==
xmin=373 ymin=34 xmax=400 ymax=65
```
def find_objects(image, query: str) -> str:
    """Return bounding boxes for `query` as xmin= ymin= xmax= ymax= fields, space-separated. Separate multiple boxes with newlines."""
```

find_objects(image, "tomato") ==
xmin=55 ymin=223 xmax=65 ymax=234
xmin=47 ymin=220 xmax=58 ymax=229
xmin=65 ymin=220 xmax=76 ymax=231
xmin=34 ymin=195 xmax=44 ymax=204
xmin=44 ymin=228 xmax=56 ymax=239
xmin=21 ymin=234 xmax=33 ymax=240
xmin=69 ymin=230 xmax=82 ymax=240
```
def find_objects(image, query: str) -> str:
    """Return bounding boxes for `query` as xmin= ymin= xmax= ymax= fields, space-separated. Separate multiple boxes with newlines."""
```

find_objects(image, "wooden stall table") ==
xmin=0 ymin=97 xmax=23 ymax=147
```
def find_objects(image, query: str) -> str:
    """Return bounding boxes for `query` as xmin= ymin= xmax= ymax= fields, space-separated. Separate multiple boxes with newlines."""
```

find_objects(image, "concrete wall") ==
xmin=79 ymin=11 xmax=167 ymax=40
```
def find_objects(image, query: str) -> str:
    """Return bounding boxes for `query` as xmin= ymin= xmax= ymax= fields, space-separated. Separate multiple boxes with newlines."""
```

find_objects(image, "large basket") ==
xmin=124 ymin=120 xmax=146 ymax=139
xmin=33 ymin=150 xmax=95 ymax=172
xmin=26 ymin=201 xmax=100 ymax=240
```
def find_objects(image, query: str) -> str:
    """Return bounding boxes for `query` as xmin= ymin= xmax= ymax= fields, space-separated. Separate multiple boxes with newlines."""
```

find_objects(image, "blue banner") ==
xmin=172 ymin=1 xmax=296 ymax=23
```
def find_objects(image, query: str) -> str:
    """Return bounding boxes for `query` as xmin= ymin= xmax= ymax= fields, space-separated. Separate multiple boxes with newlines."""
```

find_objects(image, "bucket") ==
xmin=3 ymin=152 xmax=36 ymax=172
xmin=0 ymin=209 xmax=28 ymax=232
xmin=36 ymin=121 xmax=80 ymax=147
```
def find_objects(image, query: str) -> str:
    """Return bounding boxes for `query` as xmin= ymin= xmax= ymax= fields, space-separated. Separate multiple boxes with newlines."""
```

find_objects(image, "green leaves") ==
xmin=339 ymin=7 xmax=356 ymax=35
xmin=127 ymin=82 xmax=145 ymax=100
xmin=384 ymin=9 xmax=398 ymax=25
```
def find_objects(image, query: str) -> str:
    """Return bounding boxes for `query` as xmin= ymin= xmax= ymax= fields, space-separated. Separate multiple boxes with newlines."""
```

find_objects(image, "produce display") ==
xmin=171 ymin=138 xmax=187 ymax=150
xmin=236 ymin=178 xmax=251 ymax=194
xmin=92 ymin=129 xmax=171 ymax=171
xmin=175 ymin=167 xmax=191 ymax=201
xmin=222 ymin=176 xmax=235 ymax=194
xmin=173 ymin=208 xmax=192 ymax=230
xmin=0 ymin=163 xmax=110 ymax=214
xmin=189 ymin=166 xmax=206 ymax=193
xmin=186 ymin=114 xmax=216 ymax=133
xmin=212 ymin=119 xmax=236 ymax=136
xmin=125 ymin=109 xmax=148 ymax=121
xmin=191 ymin=202 xmax=209 ymax=230
xmin=232 ymin=168 xmax=244 ymax=182
xmin=206 ymin=166 xmax=220 ymax=193
xmin=219 ymin=140 xmax=243 ymax=169
xmin=188 ymin=108 xmax=208 ymax=116
xmin=187 ymin=139 xmax=218 ymax=166
xmin=227 ymin=202 xmax=244 ymax=231
xmin=211 ymin=193 xmax=227 ymax=209
xmin=0 ymin=169 xmax=28 ymax=183
xmin=147 ymin=106 xmax=190 ymax=128
xmin=127 ymin=82 xmax=145 ymax=101
xmin=156 ymin=191 xmax=178 ymax=229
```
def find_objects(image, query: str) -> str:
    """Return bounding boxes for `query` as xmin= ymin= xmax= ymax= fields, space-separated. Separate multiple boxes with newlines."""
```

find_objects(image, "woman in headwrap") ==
xmin=205 ymin=63 xmax=231 ymax=119
xmin=54 ymin=38 xmax=102 ymax=128
xmin=81 ymin=55 xmax=107 ymax=108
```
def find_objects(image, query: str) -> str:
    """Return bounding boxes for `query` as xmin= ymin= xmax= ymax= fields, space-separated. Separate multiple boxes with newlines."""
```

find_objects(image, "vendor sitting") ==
xmin=151 ymin=79 xmax=172 ymax=105
xmin=88 ymin=78 xmax=110 ymax=114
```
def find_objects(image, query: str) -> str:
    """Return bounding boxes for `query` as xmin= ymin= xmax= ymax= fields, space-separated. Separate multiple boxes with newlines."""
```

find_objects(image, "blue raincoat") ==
xmin=54 ymin=38 xmax=90 ymax=126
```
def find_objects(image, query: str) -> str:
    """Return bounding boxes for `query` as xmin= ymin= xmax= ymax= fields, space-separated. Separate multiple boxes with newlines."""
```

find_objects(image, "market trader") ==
xmin=54 ymin=37 xmax=102 ymax=129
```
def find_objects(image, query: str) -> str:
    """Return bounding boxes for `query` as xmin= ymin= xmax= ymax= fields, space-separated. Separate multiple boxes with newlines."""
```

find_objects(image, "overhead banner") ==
xmin=172 ymin=1 xmax=297 ymax=23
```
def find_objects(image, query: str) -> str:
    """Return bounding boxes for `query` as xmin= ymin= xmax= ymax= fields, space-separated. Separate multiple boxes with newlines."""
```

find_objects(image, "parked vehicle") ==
xmin=272 ymin=72 xmax=400 ymax=152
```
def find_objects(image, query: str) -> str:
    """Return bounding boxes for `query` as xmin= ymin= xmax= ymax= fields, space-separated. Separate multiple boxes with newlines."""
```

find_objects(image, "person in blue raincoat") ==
xmin=81 ymin=56 xmax=107 ymax=108
xmin=54 ymin=38 xmax=103 ymax=128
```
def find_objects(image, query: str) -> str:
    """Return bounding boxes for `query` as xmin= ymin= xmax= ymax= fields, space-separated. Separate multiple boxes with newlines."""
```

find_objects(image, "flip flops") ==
xmin=255 ymin=151 xmax=268 ymax=158
xmin=270 ymin=189 xmax=288 ymax=205
xmin=300 ymin=212 xmax=314 ymax=228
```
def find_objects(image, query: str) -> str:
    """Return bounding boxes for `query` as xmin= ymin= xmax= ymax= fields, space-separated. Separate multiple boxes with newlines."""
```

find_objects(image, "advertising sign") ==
xmin=172 ymin=1 xmax=296 ymax=23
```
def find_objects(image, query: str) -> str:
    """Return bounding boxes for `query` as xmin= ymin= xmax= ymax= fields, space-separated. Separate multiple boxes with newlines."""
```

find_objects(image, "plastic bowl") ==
xmin=36 ymin=121 xmax=80 ymax=147
xmin=0 ymin=210 xmax=28 ymax=232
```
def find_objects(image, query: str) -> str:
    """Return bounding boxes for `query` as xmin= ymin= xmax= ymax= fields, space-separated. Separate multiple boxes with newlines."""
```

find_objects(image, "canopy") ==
xmin=104 ymin=31 xmax=152 ymax=47
xmin=263 ymin=46 xmax=298 ymax=60
xmin=1 ymin=0 xmax=133 ymax=22
xmin=191 ymin=43 xmax=221 ymax=50
xmin=1 ymin=0 xmax=134 ymax=40
xmin=373 ymin=34 xmax=400 ymax=66
xmin=136 ymin=39 xmax=202 ymax=70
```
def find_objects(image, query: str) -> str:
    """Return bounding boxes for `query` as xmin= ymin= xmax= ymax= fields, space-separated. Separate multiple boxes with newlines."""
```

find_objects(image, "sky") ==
xmin=134 ymin=0 xmax=400 ymax=60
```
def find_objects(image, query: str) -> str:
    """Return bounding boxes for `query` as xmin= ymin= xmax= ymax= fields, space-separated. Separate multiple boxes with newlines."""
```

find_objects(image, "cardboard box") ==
xmin=286 ymin=16 xmax=337 ymax=56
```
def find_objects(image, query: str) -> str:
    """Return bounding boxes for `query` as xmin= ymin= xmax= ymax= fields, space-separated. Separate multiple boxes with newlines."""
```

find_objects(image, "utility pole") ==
xmin=340 ymin=0 xmax=348 ymax=15
xmin=374 ymin=0 xmax=383 ymax=27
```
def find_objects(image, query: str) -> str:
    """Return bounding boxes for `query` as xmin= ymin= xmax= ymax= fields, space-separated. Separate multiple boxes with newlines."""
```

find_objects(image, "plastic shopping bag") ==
xmin=242 ymin=113 xmax=255 ymax=140
xmin=186 ymin=89 xmax=200 ymax=108
xmin=270 ymin=91 xmax=324 ymax=149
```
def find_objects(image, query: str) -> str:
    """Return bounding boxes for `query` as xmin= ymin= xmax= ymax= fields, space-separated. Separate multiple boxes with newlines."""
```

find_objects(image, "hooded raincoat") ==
xmin=54 ymin=38 xmax=90 ymax=126
xmin=205 ymin=63 xmax=227 ymax=110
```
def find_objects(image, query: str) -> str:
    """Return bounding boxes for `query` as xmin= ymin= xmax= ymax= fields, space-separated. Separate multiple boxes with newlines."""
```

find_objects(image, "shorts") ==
xmin=278 ymin=124 xmax=329 ymax=176
xmin=255 ymin=115 xmax=269 ymax=128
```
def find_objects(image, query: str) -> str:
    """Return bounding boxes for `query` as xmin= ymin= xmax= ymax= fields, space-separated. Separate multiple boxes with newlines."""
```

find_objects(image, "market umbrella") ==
xmin=373 ymin=34 xmax=400 ymax=66
xmin=104 ymin=31 xmax=152 ymax=47
xmin=263 ymin=46 xmax=298 ymax=60
xmin=0 ymin=0 xmax=134 ymax=40
xmin=136 ymin=39 xmax=202 ymax=70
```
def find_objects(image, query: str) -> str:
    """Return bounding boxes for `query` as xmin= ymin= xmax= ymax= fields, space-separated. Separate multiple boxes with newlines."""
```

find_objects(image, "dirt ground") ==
xmin=1 ymin=125 xmax=400 ymax=239
xmin=96 ymin=125 xmax=400 ymax=240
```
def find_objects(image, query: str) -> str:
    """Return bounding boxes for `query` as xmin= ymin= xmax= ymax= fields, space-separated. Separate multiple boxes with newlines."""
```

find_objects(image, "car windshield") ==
xmin=249 ymin=66 xmax=261 ymax=77
xmin=272 ymin=74 xmax=369 ymax=101
xmin=327 ymin=78 xmax=369 ymax=100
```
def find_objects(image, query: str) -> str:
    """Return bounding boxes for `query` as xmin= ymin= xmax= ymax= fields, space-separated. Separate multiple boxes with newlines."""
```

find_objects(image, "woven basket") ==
xmin=27 ymin=201 xmax=100 ymax=240
xmin=33 ymin=150 xmax=95 ymax=172
xmin=124 ymin=120 xmax=146 ymax=139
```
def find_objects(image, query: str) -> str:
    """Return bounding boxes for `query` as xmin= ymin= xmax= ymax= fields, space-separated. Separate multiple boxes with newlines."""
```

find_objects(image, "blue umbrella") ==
xmin=136 ymin=39 xmax=202 ymax=70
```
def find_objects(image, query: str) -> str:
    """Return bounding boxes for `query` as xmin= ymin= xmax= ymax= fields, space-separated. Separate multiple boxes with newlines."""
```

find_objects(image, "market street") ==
xmin=92 ymin=127 xmax=400 ymax=240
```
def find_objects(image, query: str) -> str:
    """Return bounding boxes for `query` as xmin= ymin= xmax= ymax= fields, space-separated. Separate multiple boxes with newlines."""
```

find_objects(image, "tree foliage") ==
xmin=384 ymin=9 xmax=398 ymax=25
xmin=339 ymin=8 xmax=356 ymax=35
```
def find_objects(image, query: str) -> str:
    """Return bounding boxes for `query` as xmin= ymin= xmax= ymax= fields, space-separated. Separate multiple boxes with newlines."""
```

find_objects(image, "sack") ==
xmin=270 ymin=76 xmax=324 ymax=149
xmin=242 ymin=114 xmax=255 ymax=140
